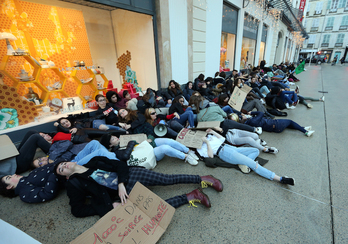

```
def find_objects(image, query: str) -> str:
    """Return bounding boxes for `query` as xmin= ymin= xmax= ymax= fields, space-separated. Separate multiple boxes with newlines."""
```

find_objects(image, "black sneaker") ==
xmin=280 ymin=177 xmax=295 ymax=186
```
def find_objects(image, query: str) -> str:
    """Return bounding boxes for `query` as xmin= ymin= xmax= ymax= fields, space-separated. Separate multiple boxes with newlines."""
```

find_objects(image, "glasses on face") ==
xmin=98 ymin=99 xmax=106 ymax=102
xmin=150 ymin=112 xmax=156 ymax=115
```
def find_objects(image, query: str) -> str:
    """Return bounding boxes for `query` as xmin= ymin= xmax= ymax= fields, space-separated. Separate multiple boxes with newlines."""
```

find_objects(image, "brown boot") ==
xmin=200 ymin=175 xmax=223 ymax=192
xmin=186 ymin=189 xmax=211 ymax=208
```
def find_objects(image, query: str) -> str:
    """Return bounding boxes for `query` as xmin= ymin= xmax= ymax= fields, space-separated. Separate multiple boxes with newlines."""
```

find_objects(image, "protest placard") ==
xmin=227 ymin=85 xmax=252 ymax=111
xmin=119 ymin=134 xmax=147 ymax=148
xmin=71 ymin=182 xmax=175 ymax=244
xmin=176 ymin=128 xmax=207 ymax=149
xmin=196 ymin=121 xmax=220 ymax=130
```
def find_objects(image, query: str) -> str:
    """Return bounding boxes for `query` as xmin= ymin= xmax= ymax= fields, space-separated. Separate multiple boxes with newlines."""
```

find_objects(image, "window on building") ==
xmin=331 ymin=0 xmax=339 ymax=9
xmin=342 ymin=15 xmax=348 ymax=25
xmin=327 ymin=0 xmax=332 ymax=9
xmin=322 ymin=34 xmax=331 ymax=43
xmin=338 ymin=0 xmax=347 ymax=8
xmin=337 ymin=33 xmax=345 ymax=43
xmin=306 ymin=3 xmax=311 ymax=15
xmin=312 ymin=18 xmax=319 ymax=27
xmin=315 ymin=2 xmax=323 ymax=14
xmin=327 ymin=17 xmax=335 ymax=26
xmin=308 ymin=34 xmax=316 ymax=43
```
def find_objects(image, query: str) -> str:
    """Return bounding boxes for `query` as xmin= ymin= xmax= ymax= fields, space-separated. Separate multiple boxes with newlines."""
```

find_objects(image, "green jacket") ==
xmin=197 ymin=106 xmax=227 ymax=122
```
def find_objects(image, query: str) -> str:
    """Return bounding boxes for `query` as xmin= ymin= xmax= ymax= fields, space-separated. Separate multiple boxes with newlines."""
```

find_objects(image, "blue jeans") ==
xmin=260 ymin=86 xmax=270 ymax=95
xmin=280 ymin=91 xmax=297 ymax=104
xmin=218 ymin=144 xmax=275 ymax=180
xmin=93 ymin=119 xmax=124 ymax=131
xmin=73 ymin=140 xmax=118 ymax=165
xmin=222 ymin=105 xmax=233 ymax=114
xmin=173 ymin=107 xmax=195 ymax=127
xmin=153 ymin=138 xmax=189 ymax=161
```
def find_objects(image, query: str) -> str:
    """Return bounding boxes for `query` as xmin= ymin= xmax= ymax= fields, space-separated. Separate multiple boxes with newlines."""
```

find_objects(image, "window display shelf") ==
xmin=71 ymin=69 xmax=108 ymax=106
xmin=0 ymin=55 xmax=68 ymax=107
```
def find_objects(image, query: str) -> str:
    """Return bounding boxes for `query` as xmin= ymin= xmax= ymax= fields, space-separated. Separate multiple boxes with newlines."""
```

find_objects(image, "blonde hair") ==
xmin=144 ymin=108 xmax=156 ymax=126
xmin=228 ymin=113 xmax=239 ymax=122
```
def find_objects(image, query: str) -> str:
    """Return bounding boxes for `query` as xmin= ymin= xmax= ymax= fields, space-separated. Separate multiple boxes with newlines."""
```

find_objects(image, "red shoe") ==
xmin=200 ymin=175 xmax=223 ymax=192
xmin=186 ymin=188 xmax=211 ymax=208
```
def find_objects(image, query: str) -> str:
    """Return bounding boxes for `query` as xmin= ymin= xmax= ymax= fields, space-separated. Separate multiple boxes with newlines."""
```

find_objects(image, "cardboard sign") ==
xmin=119 ymin=134 xmax=147 ymax=148
xmin=227 ymin=85 xmax=252 ymax=111
xmin=196 ymin=121 xmax=221 ymax=130
xmin=71 ymin=182 xmax=175 ymax=244
xmin=0 ymin=135 xmax=19 ymax=161
xmin=176 ymin=128 xmax=207 ymax=149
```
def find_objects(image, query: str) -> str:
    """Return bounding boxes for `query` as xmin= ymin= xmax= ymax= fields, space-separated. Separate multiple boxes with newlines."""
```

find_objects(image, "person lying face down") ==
xmin=54 ymin=155 xmax=223 ymax=218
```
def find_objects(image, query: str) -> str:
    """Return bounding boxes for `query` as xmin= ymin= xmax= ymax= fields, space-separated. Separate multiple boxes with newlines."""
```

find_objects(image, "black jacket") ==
xmin=66 ymin=156 xmax=129 ymax=217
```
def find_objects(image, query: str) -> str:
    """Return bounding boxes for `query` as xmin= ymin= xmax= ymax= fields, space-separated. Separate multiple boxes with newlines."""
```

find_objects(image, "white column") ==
xmin=234 ymin=8 xmax=245 ymax=71
xmin=254 ymin=20 xmax=263 ymax=66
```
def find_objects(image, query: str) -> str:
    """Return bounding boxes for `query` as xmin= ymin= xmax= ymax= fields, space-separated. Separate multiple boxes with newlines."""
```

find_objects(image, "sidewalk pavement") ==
xmin=1 ymin=63 xmax=348 ymax=243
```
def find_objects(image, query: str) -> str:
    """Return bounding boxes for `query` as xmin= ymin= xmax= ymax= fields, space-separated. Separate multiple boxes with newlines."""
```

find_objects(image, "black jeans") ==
xmin=16 ymin=130 xmax=51 ymax=173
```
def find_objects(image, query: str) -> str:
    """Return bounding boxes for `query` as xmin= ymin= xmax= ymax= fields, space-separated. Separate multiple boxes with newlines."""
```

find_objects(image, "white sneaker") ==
xmin=321 ymin=96 xmax=325 ymax=102
xmin=255 ymin=127 xmax=262 ymax=135
xmin=307 ymin=103 xmax=313 ymax=109
xmin=185 ymin=155 xmax=198 ymax=165
xmin=260 ymin=139 xmax=267 ymax=146
xmin=305 ymin=130 xmax=315 ymax=137
xmin=286 ymin=103 xmax=296 ymax=110
xmin=238 ymin=164 xmax=251 ymax=174
xmin=264 ymin=147 xmax=279 ymax=154
xmin=188 ymin=150 xmax=199 ymax=160
xmin=260 ymin=99 xmax=266 ymax=105
xmin=304 ymin=126 xmax=312 ymax=131
xmin=289 ymin=82 xmax=295 ymax=86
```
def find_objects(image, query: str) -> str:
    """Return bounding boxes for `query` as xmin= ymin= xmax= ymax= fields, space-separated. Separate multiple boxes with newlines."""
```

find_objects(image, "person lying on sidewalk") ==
xmin=0 ymin=162 xmax=64 ymax=203
xmin=230 ymin=111 xmax=315 ymax=137
xmin=99 ymin=133 xmax=200 ymax=166
xmin=198 ymin=128 xmax=294 ymax=185
xmin=54 ymin=157 xmax=223 ymax=217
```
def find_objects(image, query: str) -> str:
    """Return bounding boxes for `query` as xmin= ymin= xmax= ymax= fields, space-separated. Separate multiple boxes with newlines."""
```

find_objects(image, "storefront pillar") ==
xmin=254 ymin=20 xmax=263 ymax=66
xmin=234 ymin=8 xmax=245 ymax=71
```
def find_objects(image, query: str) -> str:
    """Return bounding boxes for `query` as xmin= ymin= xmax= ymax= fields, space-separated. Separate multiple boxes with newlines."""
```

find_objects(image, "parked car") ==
xmin=305 ymin=55 xmax=326 ymax=64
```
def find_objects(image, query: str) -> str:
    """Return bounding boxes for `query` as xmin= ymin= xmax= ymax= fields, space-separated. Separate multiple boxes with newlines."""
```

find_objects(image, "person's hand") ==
xmin=202 ymin=136 xmax=208 ymax=142
xmin=113 ymin=202 xmax=121 ymax=209
xmin=103 ymin=111 xmax=109 ymax=116
xmin=156 ymin=96 xmax=163 ymax=100
xmin=69 ymin=128 xmax=77 ymax=134
xmin=174 ymin=112 xmax=180 ymax=119
xmin=125 ymin=101 xmax=129 ymax=107
xmin=247 ymin=111 xmax=251 ymax=115
xmin=54 ymin=122 xmax=59 ymax=127
xmin=213 ymin=127 xmax=223 ymax=133
xmin=147 ymin=138 xmax=153 ymax=143
xmin=119 ymin=123 xmax=126 ymax=129
xmin=125 ymin=124 xmax=131 ymax=130
xmin=118 ymin=183 xmax=129 ymax=205
xmin=206 ymin=128 xmax=213 ymax=133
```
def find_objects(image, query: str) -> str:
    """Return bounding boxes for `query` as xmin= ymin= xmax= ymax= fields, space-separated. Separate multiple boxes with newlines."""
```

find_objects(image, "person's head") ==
xmin=100 ymin=133 xmax=120 ymax=149
xmin=220 ymin=72 xmax=226 ymax=79
xmin=123 ymin=90 xmax=131 ymax=100
xmin=217 ymin=93 xmax=229 ymax=106
xmin=192 ymin=91 xmax=201 ymax=97
xmin=232 ymin=69 xmax=238 ymax=76
xmin=95 ymin=94 xmax=107 ymax=109
xmin=234 ymin=78 xmax=242 ymax=87
xmin=186 ymin=81 xmax=193 ymax=90
xmin=118 ymin=108 xmax=137 ymax=122
xmin=251 ymin=77 xmax=257 ymax=83
xmin=0 ymin=174 xmax=22 ymax=198
xmin=54 ymin=161 xmax=76 ymax=179
xmin=57 ymin=117 xmax=72 ymax=129
xmin=106 ymin=91 xmax=120 ymax=104
xmin=188 ymin=95 xmax=204 ymax=113
xmin=197 ymin=73 xmax=205 ymax=81
xmin=172 ymin=95 xmax=185 ymax=105
xmin=205 ymin=77 xmax=213 ymax=84
xmin=144 ymin=108 xmax=157 ymax=125
xmin=32 ymin=156 xmax=49 ymax=168
xmin=214 ymin=71 xmax=220 ymax=78
xmin=39 ymin=133 xmax=52 ymax=143
xmin=142 ymin=88 xmax=155 ymax=103
xmin=228 ymin=113 xmax=240 ymax=122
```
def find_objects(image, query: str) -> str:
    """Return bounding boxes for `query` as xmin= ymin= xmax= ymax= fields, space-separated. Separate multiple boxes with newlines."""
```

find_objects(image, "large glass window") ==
xmin=240 ymin=37 xmax=256 ymax=69
xmin=220 ymin=32 xmax=236 ymax=71
xmin=327 ymin=17 xmax=335 ymax=26
xmin=258 ymin=42 xmax=266 ymax=65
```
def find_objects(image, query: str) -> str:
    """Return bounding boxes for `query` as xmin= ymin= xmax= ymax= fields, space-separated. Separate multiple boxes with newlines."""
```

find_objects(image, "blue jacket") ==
xmin=48 ymin=141 xmax=87 ymax=162
xmin=245 ymin=111 xmax=279 ymax=132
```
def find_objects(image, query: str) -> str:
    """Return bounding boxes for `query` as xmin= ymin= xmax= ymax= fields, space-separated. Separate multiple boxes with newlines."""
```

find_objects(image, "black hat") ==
xmin=99 ymin=133 xmax=112 ymax=149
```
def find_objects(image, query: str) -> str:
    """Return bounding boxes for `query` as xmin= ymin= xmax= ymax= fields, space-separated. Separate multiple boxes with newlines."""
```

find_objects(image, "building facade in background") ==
xmin=301 ymin=0 xmax=348 ymax=62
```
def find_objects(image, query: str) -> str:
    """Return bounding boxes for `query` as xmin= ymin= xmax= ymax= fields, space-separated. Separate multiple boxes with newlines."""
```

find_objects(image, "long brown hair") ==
xmin=144 ymin=108 xmax=156 ymax=126
xmin=118 ymin=108 xmax=138 ymax=123
xmin=189 ymin=95 xmax=204 ymax=114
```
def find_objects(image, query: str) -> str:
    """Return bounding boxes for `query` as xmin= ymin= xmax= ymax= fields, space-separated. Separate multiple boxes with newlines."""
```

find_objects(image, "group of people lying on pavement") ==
xmin=0 ymin=61 xmax=324 ymax=219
